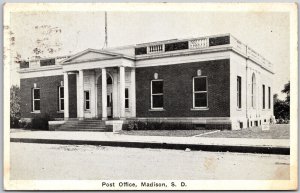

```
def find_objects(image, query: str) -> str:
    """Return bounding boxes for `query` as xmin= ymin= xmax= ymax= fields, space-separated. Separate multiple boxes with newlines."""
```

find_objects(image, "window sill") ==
xmin=31 ymin=111 xmax=41 ymax=114
xmin=84 ymin=110 xmax=91 ymax=113
xmin=149 ymin=108 xmax=165 ymax=111
xmin=125 ymin=109 xmax=130 ymax=112
xmin=57 ymin=111 xmax=64 ymax=113
xmin=236 ymin=108 xmax=242 ymax=111
xmin=190 ymin=107 xmax=209 ymax=111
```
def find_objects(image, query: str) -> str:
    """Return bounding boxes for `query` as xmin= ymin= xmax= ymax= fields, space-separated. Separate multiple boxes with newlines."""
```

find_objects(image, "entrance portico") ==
xmin=61 ymin=49 xmax=136 ymax=120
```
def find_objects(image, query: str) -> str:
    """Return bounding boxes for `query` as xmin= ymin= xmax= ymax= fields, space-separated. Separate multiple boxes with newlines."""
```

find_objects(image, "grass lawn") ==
xmin=201 ymin=124 xmax=290 ymax=139
xmin=118 ymin=124 xmax=290 ymax=139
xmin=118 ymin=130 xmax=216 ymax=137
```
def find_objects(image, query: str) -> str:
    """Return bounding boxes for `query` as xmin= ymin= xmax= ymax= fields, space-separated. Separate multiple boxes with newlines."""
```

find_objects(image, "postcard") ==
xmin=3 ymin=3 xmax=298 ymax=190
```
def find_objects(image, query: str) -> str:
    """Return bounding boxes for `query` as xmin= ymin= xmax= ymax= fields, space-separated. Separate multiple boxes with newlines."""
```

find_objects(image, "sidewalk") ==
xmin=10 ymin=130 xmax=290 ymax=155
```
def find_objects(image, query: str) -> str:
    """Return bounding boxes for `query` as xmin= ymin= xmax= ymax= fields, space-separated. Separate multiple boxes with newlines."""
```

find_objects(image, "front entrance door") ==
xmin=107 ymin=85 xmax=113 ymax=118
xmin=97 ymin=73 xmax=114 ymax=119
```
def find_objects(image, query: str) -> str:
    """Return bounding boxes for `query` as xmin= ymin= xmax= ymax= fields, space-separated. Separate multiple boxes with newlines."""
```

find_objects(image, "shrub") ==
xmin=125 ymin=121 xmax=196 ymax=131
xmin=276 ymin=118 xmax=290 ymax=124
xmin=126 ymin=121 xmax=138 ymax=130
xmin=10 ymin=85 xmax=21 ymax=128
xmin=30 ymin=114 xmax=54 ymax=130
xmin=19 ymin=120 xmax=32 ymax=129
xmin=10 ymin=117 xmax=20 ymax=128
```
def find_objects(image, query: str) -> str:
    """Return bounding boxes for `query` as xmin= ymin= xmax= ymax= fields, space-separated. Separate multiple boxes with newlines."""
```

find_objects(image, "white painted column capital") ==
xmin=102 ymin=68 xmax=108 ymax=120
xmin=63 ymin=72 xmax=69 ymax=120
xmin=119 ymin=66 xmax=126 ymax=119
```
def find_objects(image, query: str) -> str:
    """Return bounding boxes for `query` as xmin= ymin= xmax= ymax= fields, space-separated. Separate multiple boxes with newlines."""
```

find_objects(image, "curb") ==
xmin=10 ymin=138 xmax=290 ymax=155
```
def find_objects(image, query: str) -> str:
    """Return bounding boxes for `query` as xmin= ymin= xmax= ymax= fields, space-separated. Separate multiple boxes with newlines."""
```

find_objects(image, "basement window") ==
xmin=239 ymin=122 xmax=243 ymax=129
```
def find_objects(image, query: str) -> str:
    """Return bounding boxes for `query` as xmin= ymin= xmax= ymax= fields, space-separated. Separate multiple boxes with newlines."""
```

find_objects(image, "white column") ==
xmin=119 ymin=66 xmax=125 ymax=119
xmin=130 ymin=68 xmax=136 ymax=117
xmin=112 ymin=70 xmax=119 ymax=118
xmin=78 ymin=70 xmax=84 ymax=120
xmin=101 ymin=68 xmax=107 ymax=120
xmin=89 ymin=70 xmax=96 ymax=118
xmin=76 ymin=73 xmax=80 ymax=118
xmin=63 ymin=72 xmax=69 ymax=120
xmin=93 ymin=70 xmax=97 ymax=118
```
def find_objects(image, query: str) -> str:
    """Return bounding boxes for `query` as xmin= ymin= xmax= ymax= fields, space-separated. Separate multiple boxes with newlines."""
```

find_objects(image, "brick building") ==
xmin=18 ymin=34 xmax=275 ymax=130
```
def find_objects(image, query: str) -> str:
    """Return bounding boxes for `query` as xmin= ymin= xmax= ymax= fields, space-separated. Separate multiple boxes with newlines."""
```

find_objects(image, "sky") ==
xmin=9 ymin=10 xmax=290 ymax=99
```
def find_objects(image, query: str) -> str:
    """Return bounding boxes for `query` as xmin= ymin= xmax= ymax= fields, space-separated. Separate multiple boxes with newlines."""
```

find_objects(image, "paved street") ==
xmin=10 ymin=142 xmax=289 ymax=180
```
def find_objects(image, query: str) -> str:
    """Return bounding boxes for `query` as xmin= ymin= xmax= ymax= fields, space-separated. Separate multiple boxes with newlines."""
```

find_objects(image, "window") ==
xmin=107 ymin=94 xmax=112 ymax=107
xmin=40 ymin=58 xmax=55 ymax=66
xmin=237 ymin=76 xmax=242 ymax=108
xmin=262 ymin=84 xmax=265 ymax=109
xmin=32 ymin=88 xmax=40 ymax=112
xmin=84 ymin=91 xmax=90 ymax=110
xmin=20 ymin=61 xmax=29 ymax=69
xmin=268 ymin=87 xmax=271 ymax=109
xmin=209 ymin=36 xmax=230 ymax=46
xmin=151 ymin=80 xmax=163 ymax=109
xmin=165 ymin=41 xmax=189 ymax=52
xmin=135 ymin=47 xmax=147 ymax=55
xmin=125 ymin=88 xmax=129 ymax=109
xmin=58 ymin=86 xmax=64 ymax=111
xmin=251 ymin=73 xmax=256 ymax=108
xmin=239 ymin=122 xmax=243 ymax=129
xmin=193 ymin=77 xmax=208 ymax=108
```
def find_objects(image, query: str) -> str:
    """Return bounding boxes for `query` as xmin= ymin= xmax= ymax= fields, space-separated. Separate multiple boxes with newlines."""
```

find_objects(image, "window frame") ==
xmin=32 ymin=88 xmax=41 ymax=112
xmin=193 ymin=76 xmax=208 ymax=108
xmin=262 ymin=84 xmax=265 ymax=109
xmin=151 ymin=79 xmax=164 ymax=109
xmin=251 ymin=73 xmax=256 ymax=108
xmin=58 ymin=86 xmax=64 ymax=112
xmin=237 ymin=76 xmax=242 ymax=109
xmin=84 ymin=90 xmax=91 ymax=111
xmin=268 ymin=86 xmax=271 ymax=109
xmin=125 ymin=87 xmax=129 ymax=109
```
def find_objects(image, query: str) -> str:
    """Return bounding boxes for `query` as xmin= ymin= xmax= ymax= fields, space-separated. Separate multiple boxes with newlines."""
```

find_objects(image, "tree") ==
xmin=32 ymin=25 xmax=62 ymax=59
xmin=273 ymin=94 xmax=289 ymax=121
xmin=281 ymin=81 xmax=290 ymax=104
xmin=273 ymin=81 xmax=290 ymax=122
xmin=8 ymin=25 xmax=63 ymax=65
xmin=10 ymin=85 xmax=21 ymax=128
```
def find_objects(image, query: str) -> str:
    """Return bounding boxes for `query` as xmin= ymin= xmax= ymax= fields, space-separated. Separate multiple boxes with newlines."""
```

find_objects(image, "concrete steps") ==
xmin=55 ymin=119 xmax=112 ymax=132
